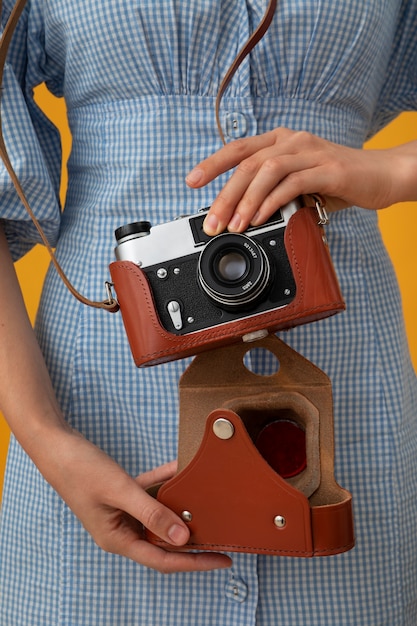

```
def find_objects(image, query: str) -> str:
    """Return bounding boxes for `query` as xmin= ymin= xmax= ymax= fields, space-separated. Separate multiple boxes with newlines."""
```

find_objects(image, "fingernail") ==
xmin=186 ymin=168 xmax=204 ymax=186
xmin=203 ymin=213 xmax=219 ymax=235
xmin=168 ymin=523 xmax=189 ymax=545
xmin=228 ymin=213 xmax=241 ymax=232
xmin=250 ymin=210 xmax=261 ymax=226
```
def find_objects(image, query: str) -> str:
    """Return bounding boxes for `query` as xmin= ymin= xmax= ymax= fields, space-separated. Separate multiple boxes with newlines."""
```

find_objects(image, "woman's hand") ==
xmin=186 ymin=128 xmax=417 ymax=235
xmin=38 ymin=428 xmax=233 ymax=574
xmin=36 ymin=432 xmax=231 ymax=573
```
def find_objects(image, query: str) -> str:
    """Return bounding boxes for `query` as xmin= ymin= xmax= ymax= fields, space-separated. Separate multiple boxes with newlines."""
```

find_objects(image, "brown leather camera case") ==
xmin=109 ymin=206 xmax=345 ymax=367
xmin=147 ymin=334 xmax=354 ymax=557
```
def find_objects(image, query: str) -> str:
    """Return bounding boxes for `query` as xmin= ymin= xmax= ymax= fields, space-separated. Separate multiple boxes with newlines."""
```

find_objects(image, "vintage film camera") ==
xmin=109 ymin=198 xmax=345 ymax=367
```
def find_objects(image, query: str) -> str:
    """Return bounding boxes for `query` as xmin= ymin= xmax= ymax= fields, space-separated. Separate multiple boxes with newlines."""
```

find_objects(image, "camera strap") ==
xmin=215 ymin=0 xmax=277 ymax=143
xmin=0 ymin=0 xmax=277 ymax=313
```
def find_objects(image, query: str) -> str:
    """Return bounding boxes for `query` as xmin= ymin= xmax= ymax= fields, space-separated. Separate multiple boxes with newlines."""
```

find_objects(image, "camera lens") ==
xmin=216 ymin=251 xmax=248 ymax=282
xmin=198 ymin=233 xmax=271 ymax=309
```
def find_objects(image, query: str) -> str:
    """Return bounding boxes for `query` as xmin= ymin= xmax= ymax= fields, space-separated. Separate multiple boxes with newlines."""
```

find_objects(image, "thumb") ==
xmin=124 ymin=477 xmax=190 ymax=547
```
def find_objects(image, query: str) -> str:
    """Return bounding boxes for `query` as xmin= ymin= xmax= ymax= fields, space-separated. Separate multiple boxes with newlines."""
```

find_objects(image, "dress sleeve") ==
xmin=368 ymin=0 xmax=417 ymax=138
xmin=0 ymin=0 xmax=61 ymax=260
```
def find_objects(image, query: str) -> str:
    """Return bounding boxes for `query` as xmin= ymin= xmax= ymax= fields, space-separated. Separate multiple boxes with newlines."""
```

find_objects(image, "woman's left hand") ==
xmin=186 ymin=128 xmax=417 ymax=236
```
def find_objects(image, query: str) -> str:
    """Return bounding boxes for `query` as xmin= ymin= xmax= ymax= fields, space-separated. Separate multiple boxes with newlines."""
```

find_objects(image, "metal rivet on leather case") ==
xmin=213 ymin=418 xmax=235 ymax=440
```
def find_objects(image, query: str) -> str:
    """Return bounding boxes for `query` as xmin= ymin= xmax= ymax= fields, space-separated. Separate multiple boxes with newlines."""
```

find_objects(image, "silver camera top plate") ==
xmin=115 ymin=198 xmax=301 ymax=268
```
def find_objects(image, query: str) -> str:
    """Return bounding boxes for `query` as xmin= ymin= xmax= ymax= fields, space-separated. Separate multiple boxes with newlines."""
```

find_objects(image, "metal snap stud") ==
xmin=274 ymin=515 xmax=286 ymax=529
xmin=181 ymin=511 xmax=193 ymax=523
xmin=213 ymin=418 xmax=235 ymax=440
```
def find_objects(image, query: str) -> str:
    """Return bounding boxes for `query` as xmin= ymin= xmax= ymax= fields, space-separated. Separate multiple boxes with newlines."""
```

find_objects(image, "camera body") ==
xmin=114 ymin=200 xmax=299 ymax=337
xmin=109 ymin=199 xmax=345 ymax=367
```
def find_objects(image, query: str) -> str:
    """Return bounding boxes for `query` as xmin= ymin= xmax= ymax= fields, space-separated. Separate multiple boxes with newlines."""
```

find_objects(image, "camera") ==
xmin=109 ymin=198 xmax=345 ymax=367
xmin=114 ymin=200 xmax=300 ymax=336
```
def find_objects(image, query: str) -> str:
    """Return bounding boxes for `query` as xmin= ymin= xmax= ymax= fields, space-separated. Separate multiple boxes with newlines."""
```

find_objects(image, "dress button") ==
xmin=225 ymin=112 xmax=248 ymax=139
xmin=224 ymin=576 xmax=249 ymax=603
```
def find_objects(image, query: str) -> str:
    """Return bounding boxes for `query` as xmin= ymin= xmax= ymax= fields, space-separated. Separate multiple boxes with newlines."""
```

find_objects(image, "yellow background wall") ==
xmin=0 ymin=87 xmax=417 ymax=497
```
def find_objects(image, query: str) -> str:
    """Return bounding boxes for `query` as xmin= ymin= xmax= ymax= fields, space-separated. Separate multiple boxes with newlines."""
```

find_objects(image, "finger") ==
xmin=249 ymin=165 xmax=347 ymax=225
xmin=136 ymin=461 xmax=178 ymax=489
xmin=185 ymin=131 xmax=278 ymax=189
xmin=203 ymin=149 xmax=322 ymax=234
xmin=125 ymin=537 xmax=233 ymax=574
xmin=116 ymin=481 xmax=191 ymax=548
xmin=96 ymin=508 xmax=232 ymax=574
xmin=201 ymin=144 xmax=288 ymax=235
xmin=140 ymin=492 xmax=191 ymax=546
xmin=202 ymin=159 xmax=260 ymax=235
xmin=224 ymin=153 xmax=320 ymax=232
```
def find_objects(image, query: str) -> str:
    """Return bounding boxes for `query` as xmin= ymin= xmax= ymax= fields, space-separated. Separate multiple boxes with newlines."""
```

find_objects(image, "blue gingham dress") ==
xmin=1 ymin=1 xmax=417 ymax=624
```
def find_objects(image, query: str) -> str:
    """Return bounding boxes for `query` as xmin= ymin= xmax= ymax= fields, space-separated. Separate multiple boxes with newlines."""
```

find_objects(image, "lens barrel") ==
xmin=198 ymin=233 xmax=271 ymax=310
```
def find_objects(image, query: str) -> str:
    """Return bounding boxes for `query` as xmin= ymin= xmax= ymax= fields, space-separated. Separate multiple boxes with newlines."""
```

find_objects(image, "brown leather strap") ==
xmin=0 ymin=0 xmax=277 ymax=311
xmin=216 ymin=0 xmax=277 ymax=143
xmin=0 ymin=0 xmax=119 ymax=312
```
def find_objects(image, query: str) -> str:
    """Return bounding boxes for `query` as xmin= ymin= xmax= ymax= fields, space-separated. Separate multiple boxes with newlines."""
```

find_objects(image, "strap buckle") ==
xmin=104 ymin=282 xmax=119 ymax=312
xmin=310 ymin=194 xmax=330 ymax=226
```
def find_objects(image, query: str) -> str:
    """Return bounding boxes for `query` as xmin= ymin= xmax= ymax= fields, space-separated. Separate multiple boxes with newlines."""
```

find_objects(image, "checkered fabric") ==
xmin=1 ymin=1 xmax=417 ymax=624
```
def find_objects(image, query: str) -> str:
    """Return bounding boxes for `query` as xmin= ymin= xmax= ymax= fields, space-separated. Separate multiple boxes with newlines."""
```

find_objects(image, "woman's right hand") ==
xmin=45 ymin=430 xmax=232 ymax=573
